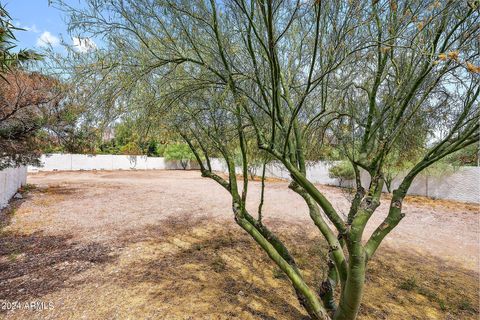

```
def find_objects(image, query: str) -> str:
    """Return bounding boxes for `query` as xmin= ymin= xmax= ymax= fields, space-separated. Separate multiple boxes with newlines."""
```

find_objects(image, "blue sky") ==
xmin=5 ymin=0 xmax=95 ymax=53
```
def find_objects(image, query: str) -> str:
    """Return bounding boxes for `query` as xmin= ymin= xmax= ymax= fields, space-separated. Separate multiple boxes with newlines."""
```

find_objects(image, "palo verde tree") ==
xmin=55 ymin=0 xmax=479 ymax=319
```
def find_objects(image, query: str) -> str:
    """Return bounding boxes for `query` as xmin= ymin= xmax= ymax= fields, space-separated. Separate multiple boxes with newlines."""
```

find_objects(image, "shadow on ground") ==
xmin=107 ymin=215 xmax=479 ymax=320
xmin=0 ymin=210 xmax=478 ymax=319
xmin=113 ymin=215 xmax=310 ymax=319
xmin=0 ymin=231 xmax=116 ymax=301
xmin=0 ymin=184 xmax=117 ymax=303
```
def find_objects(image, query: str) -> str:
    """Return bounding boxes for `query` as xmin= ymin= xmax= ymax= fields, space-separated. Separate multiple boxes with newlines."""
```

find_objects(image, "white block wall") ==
xmin=210 ymin=159 xmax=346 ymax=186
xmin=426 ymin=167 xmax=480 ymax=203
xmin=72 ymin=154 xmax=113 ymax=170
xmin=360 ymin=166 xmax=480 ymax=203
xmin=28 ymin=154 xmax=170 ymax=172
xmin=0 ymin=166 xmax=27 ymax=209
xmin=211 ymin=158 xmax=479 ymax=203
xmin=28 ymin=154 xmax=479 ymax=203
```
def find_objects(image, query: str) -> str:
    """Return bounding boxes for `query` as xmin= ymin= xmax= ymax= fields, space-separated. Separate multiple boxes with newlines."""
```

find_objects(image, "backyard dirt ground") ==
xmin=0 ymin=170 xmax=478 ymax=320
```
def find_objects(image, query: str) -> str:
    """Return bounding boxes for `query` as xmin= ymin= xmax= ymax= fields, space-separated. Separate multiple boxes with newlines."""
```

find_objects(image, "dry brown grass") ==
xmin=1 ymin=214 xmax=477 ymax=320
xmin=1 ymin=170 xmax=477 ymax=319
xmin=402 ymin=194 xmax=479 ymax=213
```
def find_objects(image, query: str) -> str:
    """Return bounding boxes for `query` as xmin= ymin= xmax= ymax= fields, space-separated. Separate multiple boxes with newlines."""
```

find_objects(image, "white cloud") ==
xmin=72 ymin=37 xmax=97 ymax=53
xmin=36 ymin=31 xmax=60 ymax=47
xmin=14 ymin=21 xmax=40 ymax=33
xmin=26 ymin=24 xmax=40 ymax=33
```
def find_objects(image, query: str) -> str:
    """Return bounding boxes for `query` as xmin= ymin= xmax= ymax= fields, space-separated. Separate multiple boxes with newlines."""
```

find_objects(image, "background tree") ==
xmin=164 ymin=143 xmax=196 ymax=170
xmin=328 ymin=161 xmax=355 ymax=188
xmin=0 ymin=70 xmax=62 ymax=169
xmin=0 ymin=3 xmax=53 ymax=169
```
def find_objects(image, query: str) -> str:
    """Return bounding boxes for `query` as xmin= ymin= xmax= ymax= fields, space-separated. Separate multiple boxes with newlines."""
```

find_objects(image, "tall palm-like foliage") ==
xmin=0 ymin=3 xmax=39 ymax=79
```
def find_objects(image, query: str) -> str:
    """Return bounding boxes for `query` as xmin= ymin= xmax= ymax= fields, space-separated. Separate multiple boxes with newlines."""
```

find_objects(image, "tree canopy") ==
xmin=51 ymin=1 xmax=479 ymax=319
xmin=0 ymin=4 xmax=56 ymax=169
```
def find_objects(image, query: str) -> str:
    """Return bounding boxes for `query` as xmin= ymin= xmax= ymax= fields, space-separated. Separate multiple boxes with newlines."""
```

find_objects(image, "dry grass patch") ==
xmin=1 ymin=214 xmax=477 ymax=320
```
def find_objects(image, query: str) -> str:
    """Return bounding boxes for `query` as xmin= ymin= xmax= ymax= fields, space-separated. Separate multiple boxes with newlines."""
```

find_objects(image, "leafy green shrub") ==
xmin=164 ymin=144 xmax=196 ymax=169
xmin=119 ymin=141 xmax=142 ymax=155
xmin=328 ymin=161 xmax=355 ymax=183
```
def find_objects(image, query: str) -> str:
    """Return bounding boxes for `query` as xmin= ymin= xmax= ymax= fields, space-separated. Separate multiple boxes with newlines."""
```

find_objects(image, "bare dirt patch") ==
xmin=0 ymin=170 xmax=478 ymax=319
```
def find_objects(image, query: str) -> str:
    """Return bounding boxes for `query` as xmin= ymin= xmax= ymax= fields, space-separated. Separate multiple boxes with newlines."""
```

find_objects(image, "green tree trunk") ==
xmin=333 ymin=254 xmax=366 ymax=320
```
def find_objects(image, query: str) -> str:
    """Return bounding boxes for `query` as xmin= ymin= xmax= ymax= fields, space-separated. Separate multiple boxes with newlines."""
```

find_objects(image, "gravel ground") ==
xmin=22 ymin=170 xmax=479 ymax=270
xmin=0 ymin=170 xmax=478 ymax=320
